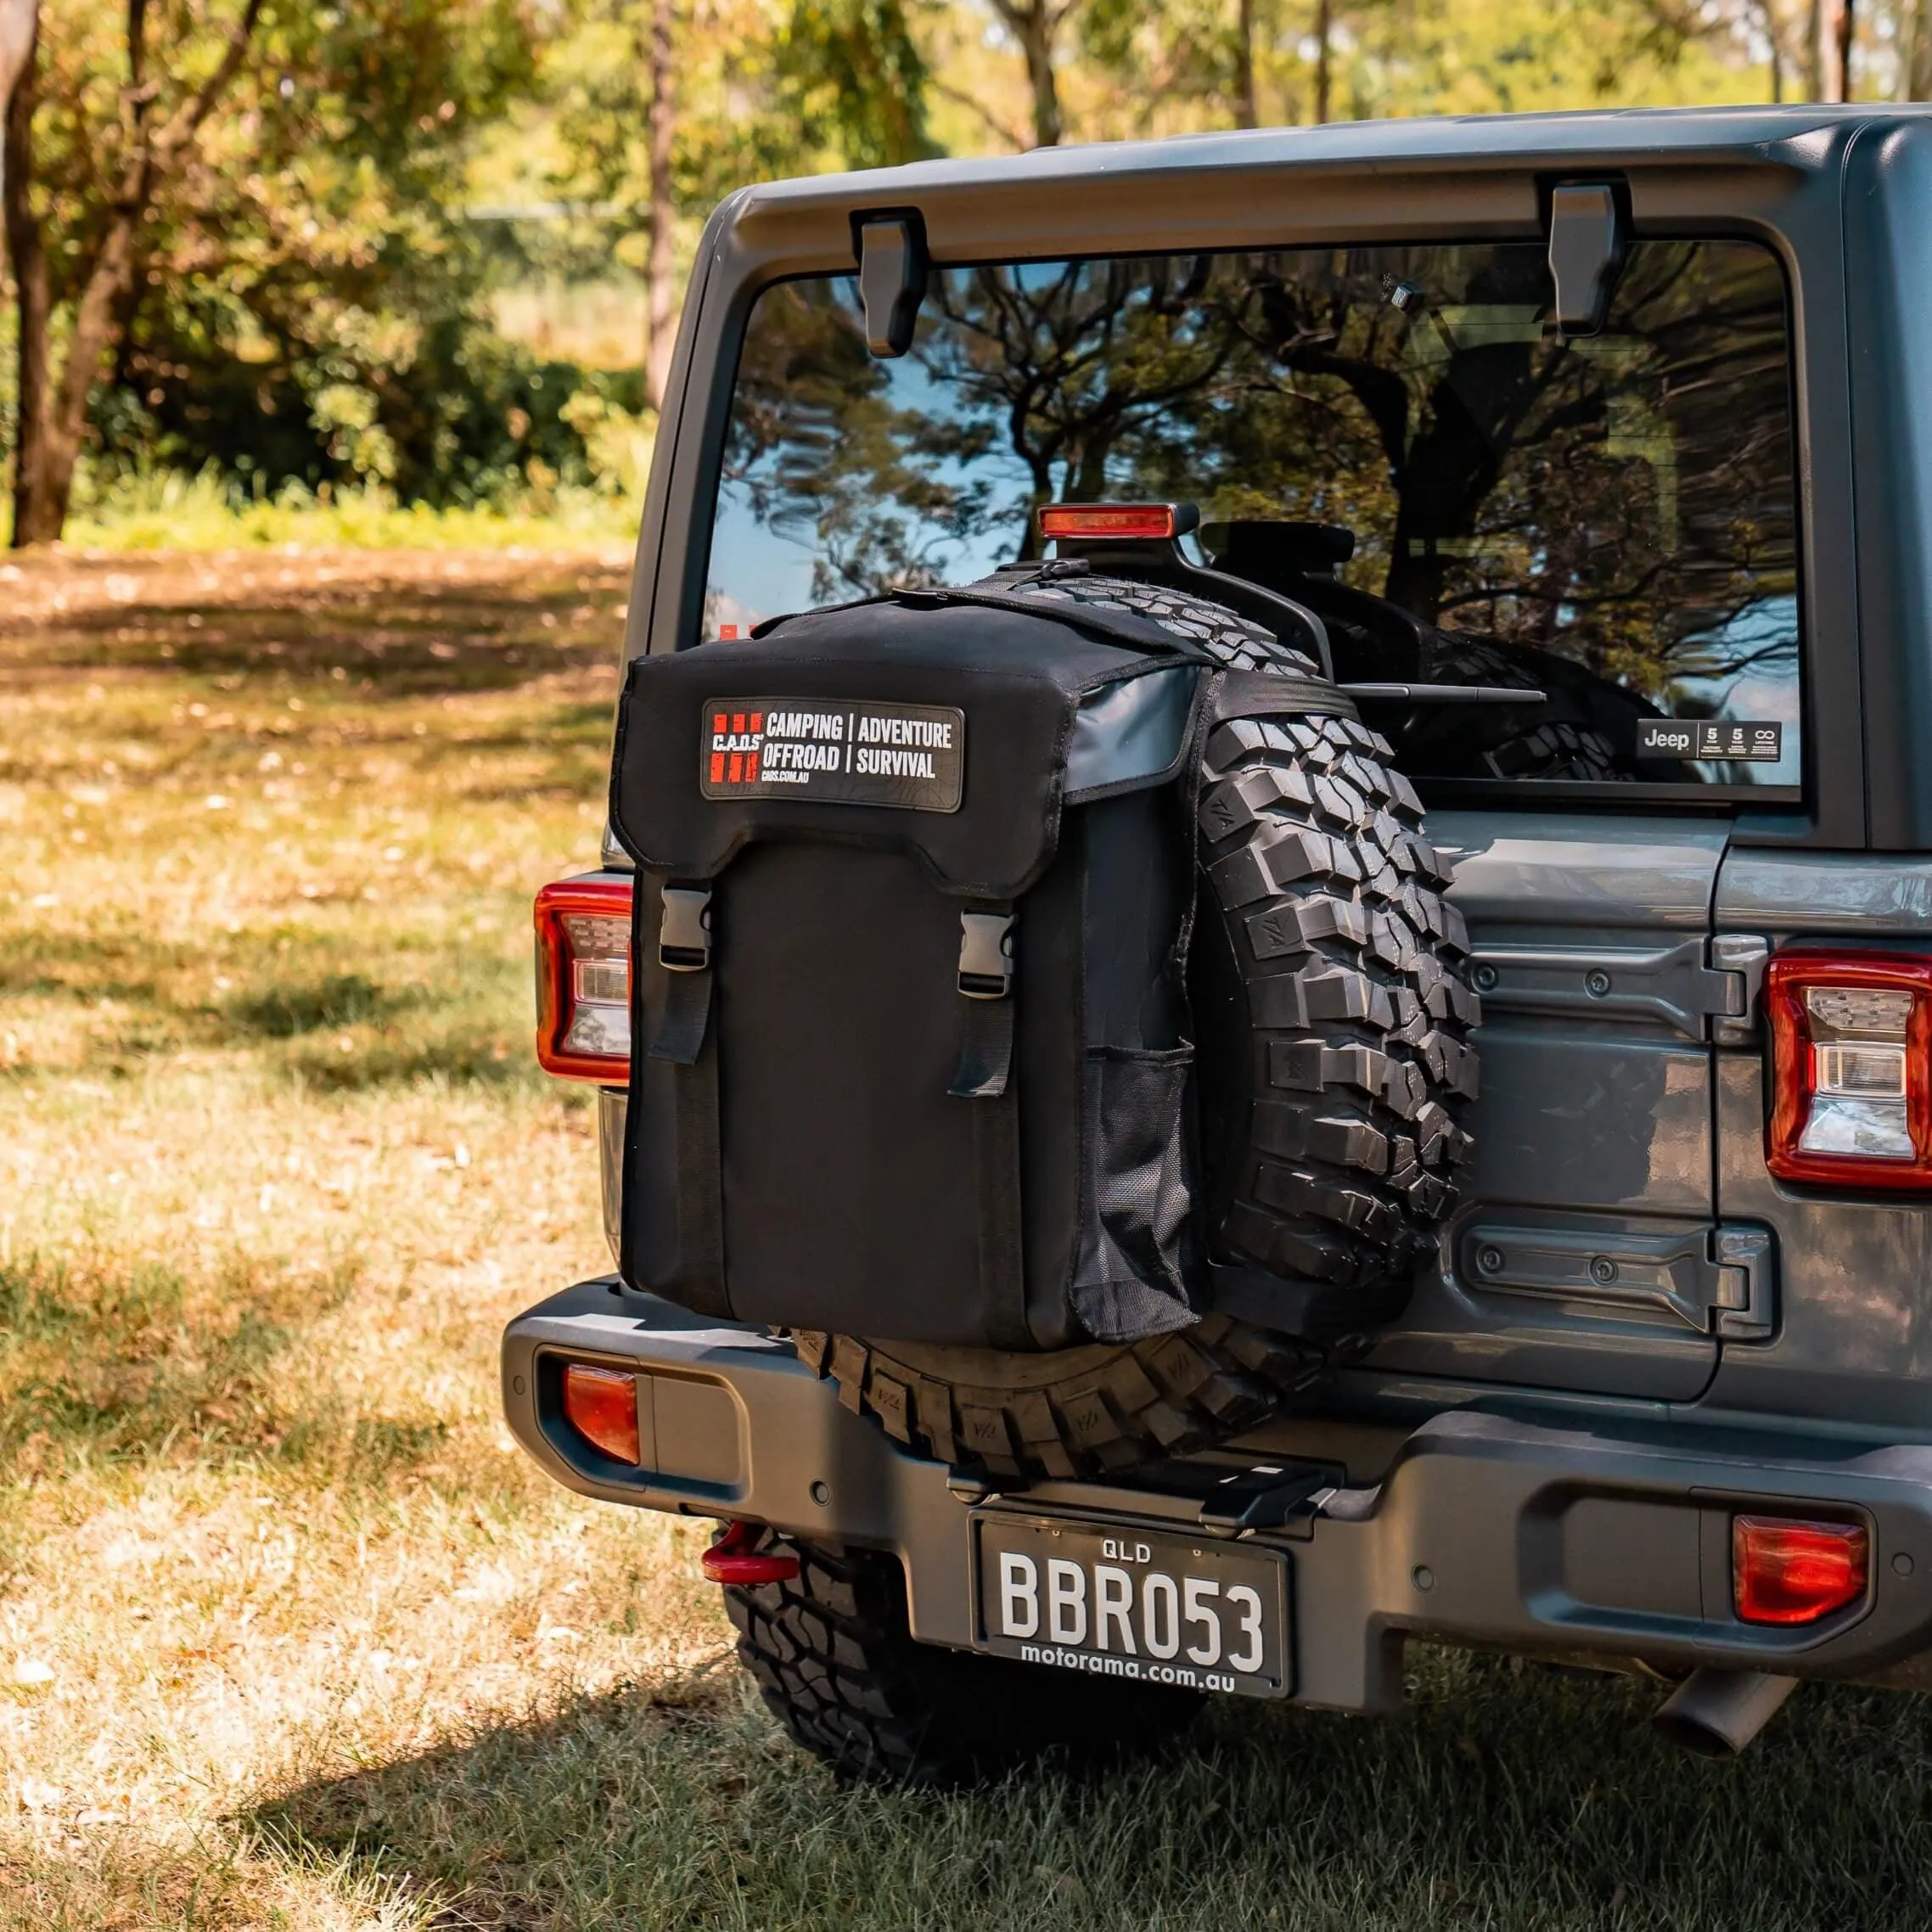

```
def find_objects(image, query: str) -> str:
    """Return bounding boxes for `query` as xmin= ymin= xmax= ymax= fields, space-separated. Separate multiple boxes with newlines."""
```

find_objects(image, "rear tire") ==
xmin=724 ymin=1530 xmax=1202 ymax=1786
xmin=790 ymin=1317 xmax=1323 ymax=1480
xmin=794 ymin=573 xmax=1477 ymax=1481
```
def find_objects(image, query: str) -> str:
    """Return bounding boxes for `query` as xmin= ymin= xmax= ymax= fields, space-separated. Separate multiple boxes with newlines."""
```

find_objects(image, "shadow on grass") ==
xmin=0 ymin=929 xmax=174 ymax=1005
xmin=0 ymin=932 xmax=536 ymax=1091
xmin=0 ymin=1250 xmax=362 ymax=1480
xmin=226 ymin=973 xmax=413 ymax=1038
xmin=241 ymin=1650 xmax=1932 ymax=1932
xmin=282 ymin=1031 xmax=536 ymax=1092
xmin=8 ymin=570 xmax=628 ymax=702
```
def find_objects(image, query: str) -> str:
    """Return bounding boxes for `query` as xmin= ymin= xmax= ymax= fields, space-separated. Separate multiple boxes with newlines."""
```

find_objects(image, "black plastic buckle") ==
xmin=660 ymin=885 xmax=712 ymax=972
xmin=958 ymin=910 xmax=1015 ymax=999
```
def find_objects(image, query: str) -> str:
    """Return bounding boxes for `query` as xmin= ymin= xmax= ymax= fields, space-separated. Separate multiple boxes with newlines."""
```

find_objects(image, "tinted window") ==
xmin=706 ymin=240 xmax=1799 ymax=787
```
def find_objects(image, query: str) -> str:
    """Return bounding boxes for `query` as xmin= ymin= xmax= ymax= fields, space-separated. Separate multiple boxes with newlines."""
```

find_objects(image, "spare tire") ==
xmin=792 ymin=574 xmax=1479 ymax=1480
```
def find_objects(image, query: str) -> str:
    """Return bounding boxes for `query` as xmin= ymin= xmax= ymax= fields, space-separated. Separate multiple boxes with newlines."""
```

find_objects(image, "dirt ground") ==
xmin=6 ymin=548 xmax=1932 ymax=1931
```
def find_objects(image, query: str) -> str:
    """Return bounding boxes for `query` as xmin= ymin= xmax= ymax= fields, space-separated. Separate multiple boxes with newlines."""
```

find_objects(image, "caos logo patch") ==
xmin=698 ymin=695 xmax=966 ymax=813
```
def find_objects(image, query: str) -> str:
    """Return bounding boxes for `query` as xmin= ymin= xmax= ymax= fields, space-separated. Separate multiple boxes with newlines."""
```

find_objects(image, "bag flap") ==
xmin=609 ymin=598 xmax=1183 ymax=897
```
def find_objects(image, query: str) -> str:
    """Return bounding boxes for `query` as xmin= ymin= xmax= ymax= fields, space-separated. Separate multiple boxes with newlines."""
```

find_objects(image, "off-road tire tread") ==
xmin=1199 ymin=705 xmax=1479 ymax=1287
xmin=723 ymin=1530 xmax=1199 ymax=1785
xmin=789 ymin=1311 xmax=1328 ymax=1479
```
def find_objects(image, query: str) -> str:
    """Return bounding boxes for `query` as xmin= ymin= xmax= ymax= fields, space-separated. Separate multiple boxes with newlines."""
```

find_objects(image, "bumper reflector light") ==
xmin=1037 ymin=503 xmax=1181 ymax=542
xmin=1733 ymin=1515 xmax=1868 ymax=1626
xmin=535 ymin=875 xmax=635 ymax=1081
xmin=1766 ymin=949 xmax=1932 ymax=1189
xmin=701 ymin=1519 xmax=801 ymax=1586
xmin=562 ymin=1362 xmax=642 ymax=1464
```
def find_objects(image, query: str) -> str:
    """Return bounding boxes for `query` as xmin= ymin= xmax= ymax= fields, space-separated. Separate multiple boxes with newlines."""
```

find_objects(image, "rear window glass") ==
xmin=705 ymin=239 xmax=1800 ymax=788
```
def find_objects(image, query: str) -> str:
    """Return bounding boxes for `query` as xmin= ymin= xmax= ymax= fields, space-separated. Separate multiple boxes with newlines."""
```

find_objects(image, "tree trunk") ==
xmin=1805 ymin=0 xmax=1823 ymax=97
xmin=3 ymin=14 xmax=56 ymax=548
xmin=8 ymin=135 xmax=143 ymax=547
xmin=1313 ymin=0 xmax=1332 ymax=123
xmin=1912 ymin=0 xmax=1932 ymax=97
xmin=1829 ymin=0 xmax=1853 ymax=99
xmin=0 ymin=0 xmax=35 ymax=205
xmin=988 ymin=0 xmax=1068 ymax=149
xmin=643 ymin=0 xmax=677 ymax=412
xmin=1019 ymin=3 xmax=1062 ymax=148
xmin=7 ymin=0 xmax=257 ymax=544
xmin=1234 ymin=0 xmax=1257 ymax=128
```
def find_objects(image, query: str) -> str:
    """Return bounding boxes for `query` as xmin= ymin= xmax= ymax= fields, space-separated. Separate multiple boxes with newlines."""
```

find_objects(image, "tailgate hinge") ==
xmin=1463 ymin=932 xmax=1769 ymax=1042
xmin=1461 ymin=1217 xmax=1777 ymax=1341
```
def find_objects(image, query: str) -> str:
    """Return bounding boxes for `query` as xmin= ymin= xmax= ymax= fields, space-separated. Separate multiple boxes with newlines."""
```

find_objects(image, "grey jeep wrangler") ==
xmin=504 ymin=104 xmax=1932 ymax=1782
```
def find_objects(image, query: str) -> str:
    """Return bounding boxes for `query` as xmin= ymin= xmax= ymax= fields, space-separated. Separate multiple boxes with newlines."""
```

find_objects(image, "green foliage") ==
xmin=62 ymin=468 xmax=643 ymax=549
xmin=533 ymin=0 xmax=933 ymax=276
xmin=779 ymin=0 xmax=943 ymax=168
xmin=28 ymin=0 xmax=642 ymax=508
xmin=7 ymin=0 xmax=1855 ymax=531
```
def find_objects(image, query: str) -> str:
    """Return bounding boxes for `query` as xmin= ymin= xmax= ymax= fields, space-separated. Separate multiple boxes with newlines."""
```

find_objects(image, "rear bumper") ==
xmin=503 ymin=1278 xmax=1932 ymax=1711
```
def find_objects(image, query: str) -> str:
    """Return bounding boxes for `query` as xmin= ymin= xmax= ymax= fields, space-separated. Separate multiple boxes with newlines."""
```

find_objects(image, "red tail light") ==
xmin=534 ymin=875 xmax=634 ymax=1081
xmin=1037 ymin=503 xmax=1183 ymax=542
xmin=700 ymin=1519 xmax=801 ymax=1586
xmin=1733 ymin=1514 xmax=1869 ymax=1625
xmin=1766 ymin=949 xmax=1932 ymax=1190
xmin=562 ymin=1362 xmax=642 ymax=1463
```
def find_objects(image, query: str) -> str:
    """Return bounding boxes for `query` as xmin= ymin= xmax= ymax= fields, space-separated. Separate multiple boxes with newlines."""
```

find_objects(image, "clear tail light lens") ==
xmin=534 ymin=875 xmax=635 ymax=1081
xmin=561 ymin=1362 xmax=642 ymax=1464
xmin=1733 ymin=1514 xmax=1868 ymax=1626
xmin=1766 ymin=949 xmax=1932 ymax=1190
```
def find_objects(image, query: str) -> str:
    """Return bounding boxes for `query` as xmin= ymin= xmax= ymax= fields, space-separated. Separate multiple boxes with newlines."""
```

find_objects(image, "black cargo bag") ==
xmin=609 ymin=588 xmax=1225 ymax=1351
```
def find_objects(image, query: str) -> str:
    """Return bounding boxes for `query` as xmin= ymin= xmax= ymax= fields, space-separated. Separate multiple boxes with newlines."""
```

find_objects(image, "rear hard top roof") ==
xmin=729 ymin=104 xmax=1929 ymax=223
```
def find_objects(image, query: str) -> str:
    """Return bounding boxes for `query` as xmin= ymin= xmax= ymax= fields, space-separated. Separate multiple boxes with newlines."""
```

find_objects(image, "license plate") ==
xmin=971 ymin=1514 xmax=1291 ymax=1699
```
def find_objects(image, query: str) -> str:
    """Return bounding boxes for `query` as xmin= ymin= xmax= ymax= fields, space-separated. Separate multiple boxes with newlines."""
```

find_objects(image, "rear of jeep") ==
xmin=504 ymin=106 xmax=1932 ymax=1778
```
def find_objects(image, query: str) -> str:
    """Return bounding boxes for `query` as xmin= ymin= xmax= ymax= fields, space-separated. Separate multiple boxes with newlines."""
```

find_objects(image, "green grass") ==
xmin=59 ymin=466 xmax=644 ymax=552
xmin=247 ymin=1649 xmax=1932 ymax=1932
xmin=3 ymin=544 xmax=1931 ymax=1930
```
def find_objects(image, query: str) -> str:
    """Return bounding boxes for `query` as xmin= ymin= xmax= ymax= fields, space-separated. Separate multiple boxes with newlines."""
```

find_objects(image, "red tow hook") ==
xmin=700 ymin=1519 xmax=801 ymax=1586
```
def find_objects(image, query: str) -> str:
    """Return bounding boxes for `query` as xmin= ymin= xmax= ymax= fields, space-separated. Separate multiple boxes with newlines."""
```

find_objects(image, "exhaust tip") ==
xmin=1653 ymin=1667 xmax=1798 ymax=1757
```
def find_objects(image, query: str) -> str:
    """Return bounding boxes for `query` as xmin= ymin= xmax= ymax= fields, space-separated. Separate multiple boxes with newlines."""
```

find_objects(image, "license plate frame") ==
xmin=969 ymin=1511 xmax=1293 ymax=1700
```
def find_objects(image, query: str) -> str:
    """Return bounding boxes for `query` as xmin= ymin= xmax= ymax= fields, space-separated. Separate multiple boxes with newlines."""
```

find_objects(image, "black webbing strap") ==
xmin=893 ymin=584 xmax=1221 ymax=666
xmin=969 ymin=1091 xmax=1028 ymax=1351
xmin=649 ymin=969 xmax=711 ymax=1066
xmin=946 ymin=901 xmax=1030 ymax=1350
xmin=1211 ymin=667 xmax=1360 ymax=723
xmin=668 ymin=1024 xmax=728 ymax=1316
xmin=647 ymin=884 xmax=714 ymax=1065
xmin=646 ymin=880 xmax=729 ymax=1317
xmin=950 ymin=995 xmax=1014 ymax=1098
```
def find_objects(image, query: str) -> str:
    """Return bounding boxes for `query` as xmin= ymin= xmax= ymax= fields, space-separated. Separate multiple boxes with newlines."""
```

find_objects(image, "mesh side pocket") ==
xmin=1070 ymin=1045 xmax=1198 ymax=1342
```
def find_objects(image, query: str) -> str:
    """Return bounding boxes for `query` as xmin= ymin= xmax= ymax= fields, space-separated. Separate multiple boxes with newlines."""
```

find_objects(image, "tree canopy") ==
xmin=0 ymin=0 xmax=1924 ymax=542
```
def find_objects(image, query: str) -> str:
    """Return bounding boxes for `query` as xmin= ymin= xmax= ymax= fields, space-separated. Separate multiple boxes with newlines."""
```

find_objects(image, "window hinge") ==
xmin=1709 ymin=933 xmax=1769 ymax=1047
xmin=1710 ymin=1224 xmax=1775 ymax=1341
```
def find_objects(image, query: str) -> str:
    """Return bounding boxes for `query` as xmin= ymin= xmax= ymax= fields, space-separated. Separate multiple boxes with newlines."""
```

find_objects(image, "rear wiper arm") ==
xmin=1341 ymin=682 xmax=1547 ymax=706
